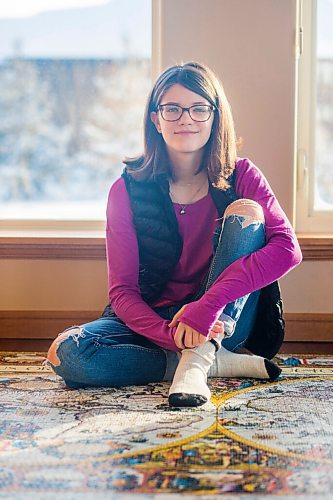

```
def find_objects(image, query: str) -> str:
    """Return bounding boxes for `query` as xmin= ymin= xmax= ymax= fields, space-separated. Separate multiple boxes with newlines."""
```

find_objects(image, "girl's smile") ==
xmin=174 ymin=131 xmax=198 ymax=134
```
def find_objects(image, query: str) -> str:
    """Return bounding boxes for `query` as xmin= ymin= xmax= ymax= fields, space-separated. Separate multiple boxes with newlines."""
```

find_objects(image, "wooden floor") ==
xmin=0 ymin=338 xmax=332 ymax=354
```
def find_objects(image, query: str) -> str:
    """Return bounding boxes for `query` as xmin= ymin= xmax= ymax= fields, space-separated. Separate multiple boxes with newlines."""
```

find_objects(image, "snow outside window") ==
xmin=0 ymin=0 xmax=151 ymax=225
xmin=297 ymin=0 xmax=333 ymax=232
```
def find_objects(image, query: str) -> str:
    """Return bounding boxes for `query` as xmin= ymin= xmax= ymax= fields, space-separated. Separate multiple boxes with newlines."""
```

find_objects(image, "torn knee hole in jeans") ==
xmin=45 ymin=326 xmax=84 ymax=367
xmin=225 ymin=214 xmax=264 ymax=229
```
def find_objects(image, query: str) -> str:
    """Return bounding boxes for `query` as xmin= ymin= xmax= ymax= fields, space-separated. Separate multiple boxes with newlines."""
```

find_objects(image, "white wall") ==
xmin=0 ymin=260 xmax=107 ymax=311
xmin=155 ymin=0 xmax=297 ymax=218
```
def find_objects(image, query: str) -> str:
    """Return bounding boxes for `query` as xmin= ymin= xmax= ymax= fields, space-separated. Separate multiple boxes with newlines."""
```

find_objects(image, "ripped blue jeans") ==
xmin=47 ymin=199 xmax=265 ymax=388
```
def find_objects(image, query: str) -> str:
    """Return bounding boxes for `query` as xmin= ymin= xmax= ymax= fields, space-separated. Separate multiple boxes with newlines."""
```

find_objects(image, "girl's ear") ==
xmin=150 ymin=111 xmax=162 ymax=133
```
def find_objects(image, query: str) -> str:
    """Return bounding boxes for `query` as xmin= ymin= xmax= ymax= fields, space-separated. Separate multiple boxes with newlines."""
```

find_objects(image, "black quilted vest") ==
xmin=102 ymin=168 xmax=285 ymax=359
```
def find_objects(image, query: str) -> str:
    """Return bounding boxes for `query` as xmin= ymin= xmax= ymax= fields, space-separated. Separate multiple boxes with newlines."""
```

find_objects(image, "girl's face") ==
xmin=150 ymin=83 xmax=214 ymax=159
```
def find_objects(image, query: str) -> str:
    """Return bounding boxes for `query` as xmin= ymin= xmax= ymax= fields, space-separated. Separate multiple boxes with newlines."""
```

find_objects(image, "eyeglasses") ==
xmin=158 ymin=104 xmax=215 ymax=122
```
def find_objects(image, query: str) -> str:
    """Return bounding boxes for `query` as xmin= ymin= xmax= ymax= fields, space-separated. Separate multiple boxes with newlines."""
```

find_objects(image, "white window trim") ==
xmin=296 ymin=0 xmax=333 ymax=233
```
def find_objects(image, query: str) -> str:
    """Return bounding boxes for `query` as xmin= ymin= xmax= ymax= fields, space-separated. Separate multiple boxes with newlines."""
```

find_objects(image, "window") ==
xmin=0 ymin=0 xmax=151 ymax=231
xmin=297 ymin=0 xmax=333 ymax=232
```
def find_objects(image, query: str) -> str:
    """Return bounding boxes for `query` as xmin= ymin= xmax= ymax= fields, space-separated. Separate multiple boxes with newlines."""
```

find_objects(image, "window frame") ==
xmin=0 ymin=0 xmax=154 ymax=245
xmin=296 ymin=0 xmax=333 ymax=233
xmin=0 ymin=0 xmax=159 ymax=260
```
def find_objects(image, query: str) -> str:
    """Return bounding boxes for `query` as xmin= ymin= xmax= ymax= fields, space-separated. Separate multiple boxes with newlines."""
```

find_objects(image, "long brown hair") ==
xmin=124 ymin=61 xmax=238 ymax=189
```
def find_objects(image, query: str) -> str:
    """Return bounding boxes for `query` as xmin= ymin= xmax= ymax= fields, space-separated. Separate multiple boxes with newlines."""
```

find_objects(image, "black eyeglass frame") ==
xmin=157 ymin=104 xmax=216 ymax=122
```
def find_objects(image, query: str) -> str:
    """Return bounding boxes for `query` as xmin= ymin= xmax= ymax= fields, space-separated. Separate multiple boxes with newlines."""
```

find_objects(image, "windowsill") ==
xmin=296 ymin=233 xmax=333 ymax=261
xmin=0 ymin=233 xmax=332 ymax=260
xmin=0 ymin=233 xmax=106 ymax=260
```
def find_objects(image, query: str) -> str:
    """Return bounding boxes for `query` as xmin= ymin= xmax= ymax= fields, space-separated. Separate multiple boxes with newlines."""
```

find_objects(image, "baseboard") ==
xmin=0 ymin=311 xmax=101 ymax=339
xmin=284 ymin=313 xmax=333 ymax=342
xmin=0 ymin=311 xmax=332 ymax=342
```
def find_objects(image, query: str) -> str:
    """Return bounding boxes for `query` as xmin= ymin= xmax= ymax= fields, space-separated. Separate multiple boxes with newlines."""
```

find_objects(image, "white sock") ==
xmin=168 ymin=338 xmax=221 ymax=407
xmin=208 ymin=346 xmax=281 ymax=380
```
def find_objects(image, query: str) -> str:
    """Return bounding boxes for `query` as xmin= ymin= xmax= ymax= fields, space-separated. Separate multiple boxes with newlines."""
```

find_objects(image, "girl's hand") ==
xmin=168 ymin=305 xmax=224 ymax=349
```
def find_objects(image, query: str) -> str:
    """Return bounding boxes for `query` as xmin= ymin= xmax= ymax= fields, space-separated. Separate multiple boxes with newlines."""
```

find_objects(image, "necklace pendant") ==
xmin=180 ymin=207 xmax=186 ymax=214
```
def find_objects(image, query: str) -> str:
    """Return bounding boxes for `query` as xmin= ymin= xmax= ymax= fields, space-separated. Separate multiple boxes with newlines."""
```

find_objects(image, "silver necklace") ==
xmin=169 ymin=179 xmax=208 ymax=215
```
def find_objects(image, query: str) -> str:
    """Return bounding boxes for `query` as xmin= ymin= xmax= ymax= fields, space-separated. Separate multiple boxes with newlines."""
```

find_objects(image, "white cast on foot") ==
xmin=208 ymin=346 xmax=280 ymax=379
xmin=168 ymin=337 xmax=221 ymax=407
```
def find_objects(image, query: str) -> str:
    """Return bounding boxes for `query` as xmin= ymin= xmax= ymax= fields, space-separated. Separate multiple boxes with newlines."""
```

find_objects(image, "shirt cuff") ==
xmin=178 ymin=300 xmax=224 ymax=337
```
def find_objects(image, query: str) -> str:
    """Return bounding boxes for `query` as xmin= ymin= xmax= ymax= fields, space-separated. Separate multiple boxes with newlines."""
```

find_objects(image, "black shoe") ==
xmin=168 ymin=393 xmax=208 ymax=408
xmin=264 ymin=359 xmax=282 ymax=381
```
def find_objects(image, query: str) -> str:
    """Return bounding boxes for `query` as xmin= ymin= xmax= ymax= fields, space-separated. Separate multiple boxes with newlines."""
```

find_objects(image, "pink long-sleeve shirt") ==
xmin=106 ymin=158 xmax=302 ymax=352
